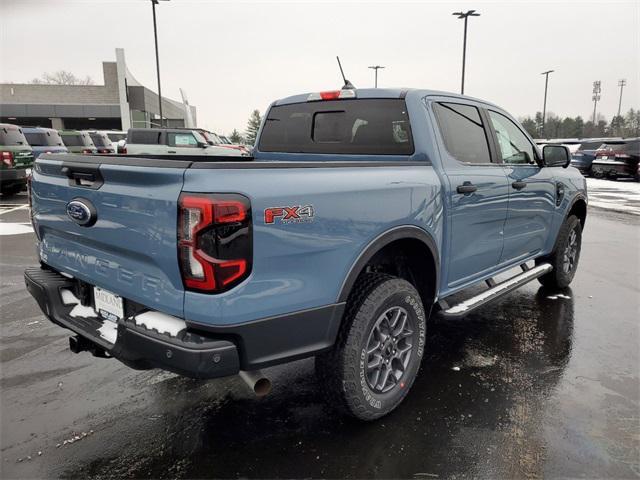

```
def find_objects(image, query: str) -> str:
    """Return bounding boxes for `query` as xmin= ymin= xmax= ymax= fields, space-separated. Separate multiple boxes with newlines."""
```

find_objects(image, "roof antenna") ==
xmin=336 ymin=56 xmax=355 ymax=90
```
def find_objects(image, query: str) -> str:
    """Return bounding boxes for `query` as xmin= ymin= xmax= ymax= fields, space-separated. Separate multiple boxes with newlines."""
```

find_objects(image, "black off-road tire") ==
xmin=537 ymin=215 xmax=582 ymax=289
xmin=315 ymin=273 xmax=427 ymax=421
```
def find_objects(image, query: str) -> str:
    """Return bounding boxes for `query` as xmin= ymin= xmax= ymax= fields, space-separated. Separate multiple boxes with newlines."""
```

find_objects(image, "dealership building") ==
xmin=0 ymin=48 xmax=196 ymax=131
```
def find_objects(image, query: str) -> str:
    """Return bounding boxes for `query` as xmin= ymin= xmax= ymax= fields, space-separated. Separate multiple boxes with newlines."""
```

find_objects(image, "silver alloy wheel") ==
xmin=365 ymin=306 xmax=414 ymax=393
xmin=562 ymin=229 xmax=578 ymax=273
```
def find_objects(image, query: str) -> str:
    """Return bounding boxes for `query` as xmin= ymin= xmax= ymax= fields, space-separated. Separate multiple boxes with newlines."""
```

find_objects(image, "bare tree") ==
xmin=30 ymin=71 xmax=94 ymax=85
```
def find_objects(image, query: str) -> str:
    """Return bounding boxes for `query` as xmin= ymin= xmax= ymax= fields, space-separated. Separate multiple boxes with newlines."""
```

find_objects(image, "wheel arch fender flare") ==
xmin=337 ymin=225 xmax=440 ymax=304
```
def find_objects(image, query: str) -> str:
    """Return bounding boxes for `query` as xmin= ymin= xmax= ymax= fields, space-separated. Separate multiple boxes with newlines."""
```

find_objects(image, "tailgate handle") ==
xmin=61 ymin=163 xmax=104 ymax=189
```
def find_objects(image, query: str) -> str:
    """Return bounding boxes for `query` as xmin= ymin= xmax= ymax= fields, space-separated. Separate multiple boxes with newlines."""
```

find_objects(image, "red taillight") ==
xmin=82 ymin=148 xmax=93 ymax=154
xmin=1 ymin=151 xmax=14 ymax=167
xmin=120 ymin=146 xmax=127 ymax=154
xmin=178 ymin=193 xmax=252 ymax=293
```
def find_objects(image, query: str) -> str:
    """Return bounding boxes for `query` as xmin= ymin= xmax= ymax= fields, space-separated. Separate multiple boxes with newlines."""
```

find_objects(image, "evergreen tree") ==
xmin=245 ymin=110 xmax=262 ymax=145
xmin=229 ymin=129 xmax=244 ymax=144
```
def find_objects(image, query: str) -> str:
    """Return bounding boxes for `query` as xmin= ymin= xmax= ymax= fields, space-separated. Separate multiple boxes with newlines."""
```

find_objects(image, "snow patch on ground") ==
xmin=0 ymin=222 xmax=33 ymax=235
xmin=134 ymin=311 xmax=186 ymax=337
xmin=587 ymin=178 xmax=640 ymax=215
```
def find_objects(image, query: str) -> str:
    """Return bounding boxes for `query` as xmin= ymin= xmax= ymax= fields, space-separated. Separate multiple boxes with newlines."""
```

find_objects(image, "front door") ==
xmin=430 ymin=100 xmax=510 ymax=289
xmin=486 ymin=110 xmax=557 ymax=265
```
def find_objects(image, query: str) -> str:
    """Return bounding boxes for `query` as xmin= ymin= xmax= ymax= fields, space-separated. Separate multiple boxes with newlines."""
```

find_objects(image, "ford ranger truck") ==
xmin=25 ymin=88 xmax=587 ymax=420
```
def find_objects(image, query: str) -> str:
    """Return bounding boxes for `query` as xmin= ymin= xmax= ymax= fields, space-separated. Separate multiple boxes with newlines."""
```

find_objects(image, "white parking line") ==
xmin=0 ymin=204 xmax=29 ymax=215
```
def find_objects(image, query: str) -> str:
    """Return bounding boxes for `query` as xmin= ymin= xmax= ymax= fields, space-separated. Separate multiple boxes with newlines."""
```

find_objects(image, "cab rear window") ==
xmin=258 ymin=99 xmax=414 ymax=155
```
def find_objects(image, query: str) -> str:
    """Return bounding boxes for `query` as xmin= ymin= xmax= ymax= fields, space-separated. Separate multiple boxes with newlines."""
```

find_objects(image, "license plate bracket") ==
xmin=93 ymin=287 xmax=124 ymax=322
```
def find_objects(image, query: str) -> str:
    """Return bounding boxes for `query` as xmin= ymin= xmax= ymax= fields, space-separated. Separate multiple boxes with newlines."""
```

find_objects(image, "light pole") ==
xmin=541 ymin=70 xmax=554 ymax=136
xmin=592 ymin=80 xmax=601 ymax=123
xmin=453 ymin=9 xmax=480 ymax=95
xmin=151 ymin=0 xmax=169 ymax=127
xmin=617 ymin=79 xmax=626 ymax=117
xmin=368 ymin=65 xmax=385 ymax=88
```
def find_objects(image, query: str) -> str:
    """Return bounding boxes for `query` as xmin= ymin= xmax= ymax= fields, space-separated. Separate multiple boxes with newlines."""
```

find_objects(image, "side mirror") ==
xmin=543 ymin=145 xmax=571 ymax=168
xmin=197 ymin=141 xmax=208 ymax=148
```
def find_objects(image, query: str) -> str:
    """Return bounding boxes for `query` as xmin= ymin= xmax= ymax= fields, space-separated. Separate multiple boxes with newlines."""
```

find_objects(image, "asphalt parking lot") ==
xmin=1 ymin=184 xmax=639 ymax=479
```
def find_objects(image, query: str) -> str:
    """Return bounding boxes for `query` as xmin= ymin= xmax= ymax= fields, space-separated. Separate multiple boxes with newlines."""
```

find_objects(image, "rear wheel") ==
xmin=316 ymin=274 xmax=427 ymax=421
xmin=537 ymin=215 xmax=582 ymax=289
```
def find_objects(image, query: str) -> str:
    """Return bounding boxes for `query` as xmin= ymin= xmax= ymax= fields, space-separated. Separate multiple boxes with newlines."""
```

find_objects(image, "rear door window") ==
xmin=433 ymin=102 xmax=492 ymax=164
xmin=258 ymin=99 xmax=414 ymax=155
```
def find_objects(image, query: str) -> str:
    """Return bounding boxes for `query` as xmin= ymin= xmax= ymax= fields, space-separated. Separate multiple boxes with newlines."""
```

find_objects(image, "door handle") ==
xmin=167 ymin=150 xmax=177 ymax=154
xmin=512 ymin=181 xmax=527 ymax=190
xmin=457 ymin=182 xmax=478 ymax=194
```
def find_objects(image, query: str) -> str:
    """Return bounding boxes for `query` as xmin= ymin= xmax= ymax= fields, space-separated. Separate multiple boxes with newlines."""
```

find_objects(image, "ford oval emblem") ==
xmin=66 ymin=199 xmax=97 ymax=227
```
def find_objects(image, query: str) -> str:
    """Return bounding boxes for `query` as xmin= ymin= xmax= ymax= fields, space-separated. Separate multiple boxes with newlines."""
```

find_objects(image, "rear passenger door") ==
xmin=430 ymin=100 xmax=510 ymax=288
xmin=485 ymin=110 xmax=557 ymax=264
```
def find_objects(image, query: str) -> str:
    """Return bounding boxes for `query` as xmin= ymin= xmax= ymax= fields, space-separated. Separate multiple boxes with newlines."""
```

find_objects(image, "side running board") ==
xmin=437 ymin=263 xmax=553 ymax=320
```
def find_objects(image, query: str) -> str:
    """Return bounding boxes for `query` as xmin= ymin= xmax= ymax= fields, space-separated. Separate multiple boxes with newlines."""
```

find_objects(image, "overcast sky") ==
xmin=2 ymin=0 xmax=639 ymax=134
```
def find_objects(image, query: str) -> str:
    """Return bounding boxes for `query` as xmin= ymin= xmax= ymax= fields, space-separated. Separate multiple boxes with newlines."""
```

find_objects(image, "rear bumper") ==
xmin=0 ymin=168 xmax=27 ymax=185
xmin=24 ymin=266 xmax=345 ymax=377
xmin=592 ymin=161 xmax=637 ymax=177
xmin=24 ymin=267 xmax=240 ymax=379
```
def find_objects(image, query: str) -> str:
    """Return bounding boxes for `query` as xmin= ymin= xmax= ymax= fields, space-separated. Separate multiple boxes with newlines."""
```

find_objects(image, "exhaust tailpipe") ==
xmin=239 ymin=370 xmax=271 ymax=397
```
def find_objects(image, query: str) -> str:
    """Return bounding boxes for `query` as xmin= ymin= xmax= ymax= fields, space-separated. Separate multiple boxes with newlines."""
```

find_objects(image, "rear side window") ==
xmin=129 ymin=130 xmax=161 ymax=145
xmin=258 ymin=99 xmax=414 ymax=155
xmin=433 ymin=102 xmax=492 ymax=164
xmin=0 ymin=126 xmax=28 ymax=146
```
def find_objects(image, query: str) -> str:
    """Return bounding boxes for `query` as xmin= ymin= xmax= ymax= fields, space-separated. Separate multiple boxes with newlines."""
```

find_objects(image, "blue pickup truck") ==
xmin=25 ymin=88 xmax=587 ymax=420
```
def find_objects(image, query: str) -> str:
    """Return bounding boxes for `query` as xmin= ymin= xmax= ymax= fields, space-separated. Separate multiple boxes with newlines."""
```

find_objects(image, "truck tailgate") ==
xmin=31 ymin=156 xmax=187 ymax=317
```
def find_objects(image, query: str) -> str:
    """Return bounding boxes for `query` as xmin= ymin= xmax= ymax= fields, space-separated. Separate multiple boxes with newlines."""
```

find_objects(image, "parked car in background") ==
xmin=591 ymin=138 xmax=640 ymax=180
xmin=105 ymin=130 xmax=127 ymax=153
xmin=84 ymin=131 xmax=115 ymax=154
xmin=217 ymin=135 xmax=232 ymax=144
xmin=570 ymin=139 xmax=608 ymax=176
xmin=59 ymin=130 xmax=97 ymax=154
xmin=196 ymin=129 xmax=251 ymax=156
xmin=22 ymin=127 xmax=68 ymax=159
xmin=0 ymin=123 xmax=34 ymax=196
xmin=125 ymin=128 xmax=244 ymax=157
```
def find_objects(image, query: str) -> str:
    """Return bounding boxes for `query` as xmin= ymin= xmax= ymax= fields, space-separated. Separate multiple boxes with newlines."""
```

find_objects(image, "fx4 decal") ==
xmin=264 ymin=205 xmax=315 ymax=224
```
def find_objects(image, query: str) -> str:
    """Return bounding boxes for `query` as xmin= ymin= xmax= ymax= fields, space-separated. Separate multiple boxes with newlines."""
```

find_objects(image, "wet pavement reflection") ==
xmin=1 ymin=201 xmax=638 ymax=479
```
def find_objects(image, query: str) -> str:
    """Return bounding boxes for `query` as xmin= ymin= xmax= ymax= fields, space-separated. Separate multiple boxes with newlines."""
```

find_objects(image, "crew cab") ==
xmin=25 ymin=88 xmax=587 ymax=420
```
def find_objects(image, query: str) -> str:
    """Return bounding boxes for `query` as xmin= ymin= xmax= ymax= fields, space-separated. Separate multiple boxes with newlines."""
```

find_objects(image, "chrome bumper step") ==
xmin=437 ymin=263 xmax=553 ymax=320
